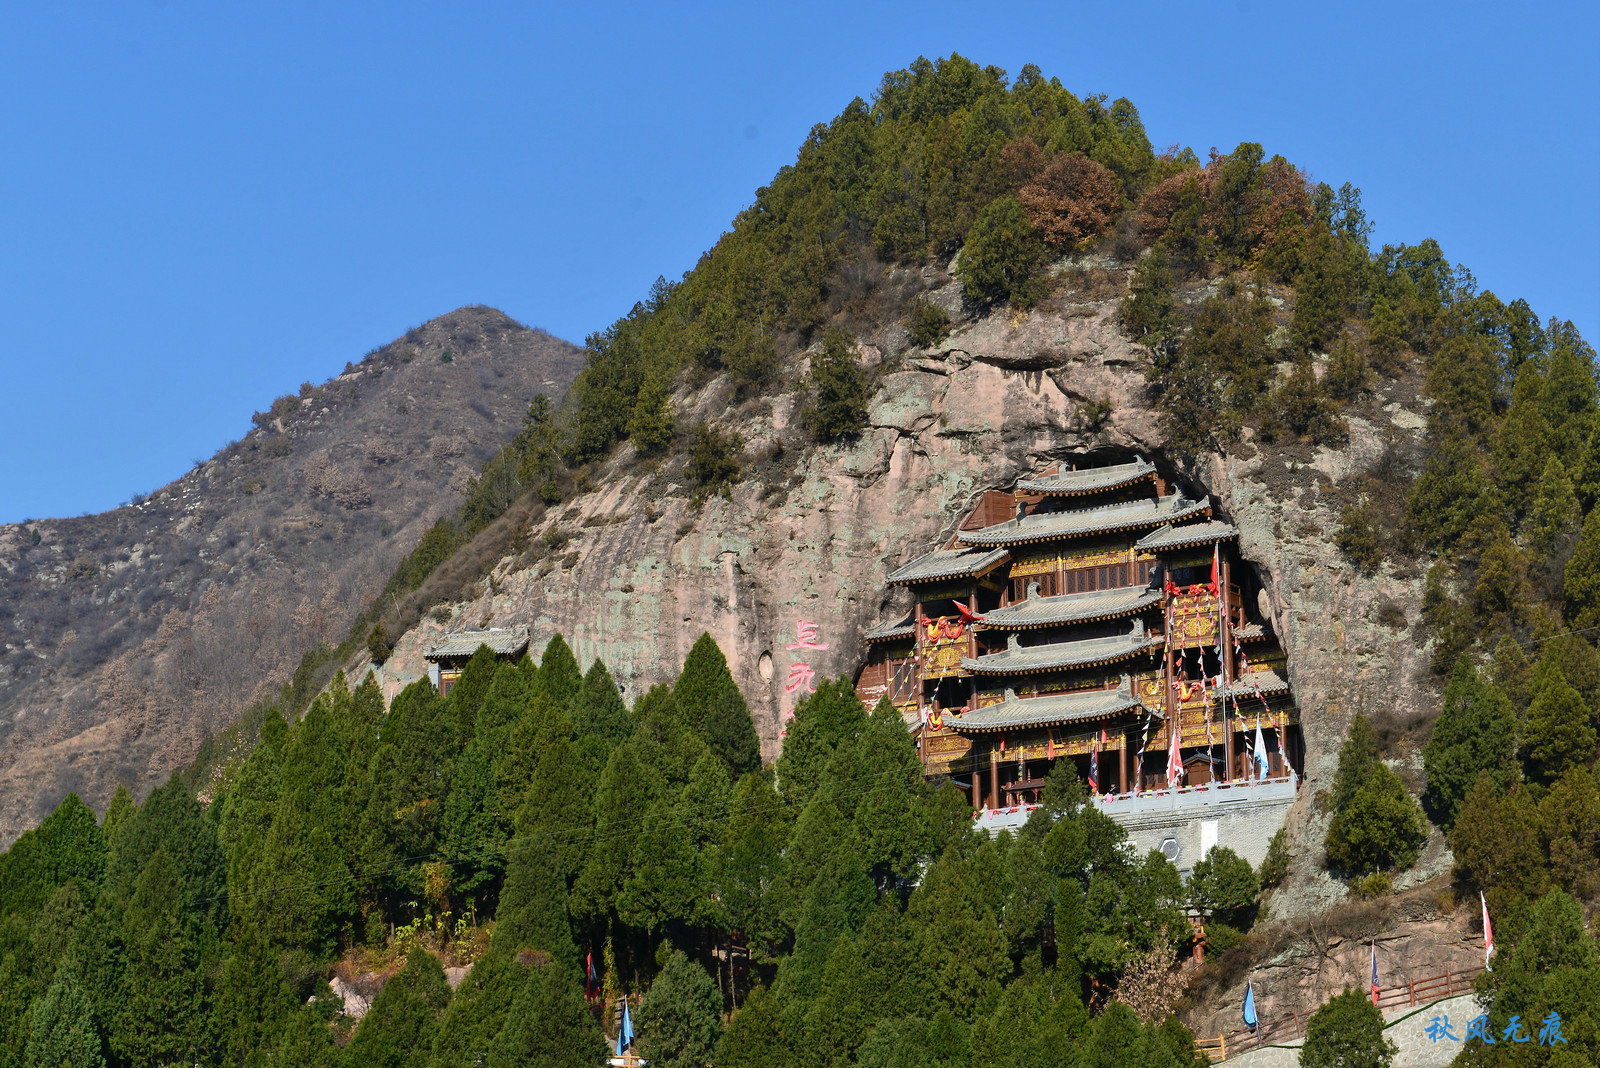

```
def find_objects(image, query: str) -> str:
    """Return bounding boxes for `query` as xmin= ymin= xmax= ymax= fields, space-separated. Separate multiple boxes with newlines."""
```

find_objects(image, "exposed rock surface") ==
xmin=375 ymin=276 xmax=1441 ymax=932
xmin=0 ymin=306 xmax=585 ymax=846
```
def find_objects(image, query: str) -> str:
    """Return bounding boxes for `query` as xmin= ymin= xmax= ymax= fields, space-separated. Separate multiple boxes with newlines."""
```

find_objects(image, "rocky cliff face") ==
xmin=0 ymin=306 xmax=585 ymax=846
xmin=375 ymin=265 xmax=1442 ymax=921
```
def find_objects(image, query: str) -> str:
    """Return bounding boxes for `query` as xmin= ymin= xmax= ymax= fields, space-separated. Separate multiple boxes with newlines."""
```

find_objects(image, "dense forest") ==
xmin=2 ymin=634 xmax=1232 ymax=1067
xmin=5 ymin=51 xmax=1600 ymax=1067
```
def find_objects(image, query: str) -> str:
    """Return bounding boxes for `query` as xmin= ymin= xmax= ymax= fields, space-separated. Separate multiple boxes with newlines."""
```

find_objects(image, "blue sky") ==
xmin=2 ymin=1 xmax=1596 ymax=522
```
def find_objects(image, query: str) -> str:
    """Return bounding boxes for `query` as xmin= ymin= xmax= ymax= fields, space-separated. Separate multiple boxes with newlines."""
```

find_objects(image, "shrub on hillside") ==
xmin=1300 ymin=989 xmax=1395 ymax=1068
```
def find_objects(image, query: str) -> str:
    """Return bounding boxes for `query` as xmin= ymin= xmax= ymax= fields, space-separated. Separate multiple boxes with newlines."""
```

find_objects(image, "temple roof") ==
xmin=948 ymin=687 xmax=1147 ymax=733
xmin=1134 ymin=519 xmax=1238 ymax=552
xmin=887 ymin=546 xmax=1010 ymax=586
xmin=1016 ymin=457 xmax=1156 ymax=496
xmin=1232 ymin=622 xmax=1269 ymax=642
xmin=957 ymin=494 xmax=1212 ymax=548
xmin=962 ymin=631 xmax=1164 ymax=675
xmin=981 ymin=584 xmax=1162 ymax=630
xmin=863 ymin=610 xmax=917 ymax=643
xmin=425 ymin=626 xmax=530 ymax=661
xmin=1225 ymin=669 xmax=1290 ymax=699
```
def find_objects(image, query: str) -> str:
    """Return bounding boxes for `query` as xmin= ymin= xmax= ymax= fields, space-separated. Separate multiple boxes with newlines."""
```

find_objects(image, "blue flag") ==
xmin=1242 ymin=979 xmax=1257 ymax=1029
xmin=618 ymin=1000 xmax=634 ymax=1054
xmin=1253 ymin=721 xmax=1270 ymax=780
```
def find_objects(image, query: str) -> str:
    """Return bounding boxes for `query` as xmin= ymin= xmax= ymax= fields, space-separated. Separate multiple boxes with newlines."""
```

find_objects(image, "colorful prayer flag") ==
xmin=1242 ymin=979 xmax=1257 ymax=1029
xmin=1482 ymin=891 xmax=1495 ymax=970
xmin=1370 ymin=941 xmax=1380 ymax=1005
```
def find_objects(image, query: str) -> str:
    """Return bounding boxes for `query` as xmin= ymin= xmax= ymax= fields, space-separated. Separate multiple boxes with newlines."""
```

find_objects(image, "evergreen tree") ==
xmin=712 ymin=985 xmax=792 ymax=1068
xmin=636 ymin=950 xmax=723 ymax=1068
xmin=1421 ymin=656 xmax=1519 ymax=825
xmin=627 ymin=374 xmax=676 ymax=456
xmin=110 ymin=848 xmax=213 ymax=1068
xmin=804 ymin=327 xmax=870 ymax=443
xmin=705 ymin=689 xmax=762 ymax=780
xmin=1525 ymin=454 xmax=1581 ymax=558
xmin=443 ymin=646 xmax=501 ymax=745
xmin=571 ymin=741 xmax=658 ymax=923
xmin=957 ymin=195 xmax=1045 ymax=307
xmin=100 ymin=786 xmax=134 ymax=845
xmin=492 ymin=833 xmax=576 ymax=966
xmin=804 ymin=935 xmax=873 ymax=1059
xmin=213 ymin=920 xmax=294 ymax=1068
xmin=848 ymin=700 xmax=931 ymax=887
xmin=776 ymin=678 xmax=868 ymax=808
xmin=1521 ymin=672 xmax=1597 ymax=785
xmin=487 ymin=961 xmax=604 ymax=1068
xmin=1450 ymin=774 xmax=1549 ymax=914
xmin=1324 ymin=714 xmax=1426 ymax=875
xmin=428 ymin=951 xmax=522 ymax=1068
xmin=1467 ymin=888 xmax=1600 ymax=1064
xmin=1299 ymin=989 xmax=1395 ymax=1068
xmin=619 ymin=798 xmax=704 ymax=935
xmin=570 ymin=659 xmax=632 ymax=746
xmin=1187 ymin=847 xmax=1258 ymax=931
xmin=24 ymin=961 xmax=106 ymax=1068
xmin=346 ymin=948 xmax=451 ymax=1068
xmin=1538 ymin=768 xmax=1600 ymax=899
xmin=538 ymin=634 xmax=584 ymax=706
xmin=908 ymin=849 xmax=1009 ymax=1018
xmin=1119 ymin=245 xmax=1178 ymax=359
xmin=674 ymin=634 xmax=739 ymax=734
xmin=1562 ymin=507 xmax=1600 ymax=630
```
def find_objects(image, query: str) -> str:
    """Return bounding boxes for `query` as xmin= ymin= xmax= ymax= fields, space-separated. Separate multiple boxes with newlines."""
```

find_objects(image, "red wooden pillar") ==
xmin=988 ymin=747 xmax=1001 ymax=809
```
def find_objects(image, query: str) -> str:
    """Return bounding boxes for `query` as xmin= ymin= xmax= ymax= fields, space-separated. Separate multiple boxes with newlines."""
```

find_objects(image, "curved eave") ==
xmin=1016 ymin=461 xmax=1157 ymax=496
xmin=979 ymin=589 xmax=1162 ymax=631
xmin=947 ymin=696 xmax=1152 ymax=734
xmin=957 ymin=498 xmax=1213 ymax=548
xmin=960 ymin=637 xmax=1165 ymax=675
xmin=863 ymin=627 xmax=917 ymax=644
xmin=1134 ymin=520 xmax=1238 ymax=553
xmin=886 ymin=547 xmax=1011 ymax=586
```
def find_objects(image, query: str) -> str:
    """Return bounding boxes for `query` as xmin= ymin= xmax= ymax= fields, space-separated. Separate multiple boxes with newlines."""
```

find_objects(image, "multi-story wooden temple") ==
xmin=855 ymin=457 xmax=1301 ymax=813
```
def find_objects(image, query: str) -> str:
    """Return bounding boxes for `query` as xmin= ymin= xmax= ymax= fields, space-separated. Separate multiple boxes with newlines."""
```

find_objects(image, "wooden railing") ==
xmin=1198 ymin=964 xmax=1485 ymax=1061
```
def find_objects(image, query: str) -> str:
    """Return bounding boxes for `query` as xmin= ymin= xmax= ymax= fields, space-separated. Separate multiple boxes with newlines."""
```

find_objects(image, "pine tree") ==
xmin=803 ymin=935 xmax=872 ymax=1059
xmin=1538 ymin=768 xmax=1600 ymax=899
xmin=110 ymin=848 xmax=213 ymax=1068
xmin=1324 ymin=714 xmax=1426 ymax=874
xmin=776 ymin=678 xmax=868 ymax=809
xmin=1521 ymin=672 xmax=1597 ymax=785
xmin=804 ymin=327 xmax=870 ymax=443
xmin=428 ymin=951 xmax=522 ymax=1068
xmin=346 ymin=948 xmax=451 ymax=1068
xmin=444 ymin=646 xmax=502 ymax=747
xmin=1119 ymin=245 xmax=1178 ymax=360
xmin=1563 ymin=507 xmax=1600 ymax=630
xmin=848 ymin=699 xmax=930 ymax=887
xmin=627 ymin=375 xmax=676 ymax=456
xmin=538 ymin=635 xmax=584 ymax=706
xmin=213 ymin=920 xmax=294 ymax=1068
xmin=636 ymin=950 xmax=724 ymax=1068
xmin=712 ymin=985 xmax=791 ymax=1068
xmin=1470 ymin=888 xmax=1600 ymax=1061
xmin=1187 ymin=847 xmax=1258 ymax=931
xmin=571 ymin=742 xmax=658 ymax=924
xmin=958 ymin=195 xmax=1045 ymax=307
xmin=673 ymin=634 xmax=738 ymax=734
xmin=24 ymin=961 xmax=106 ymax=1068
xmin=619 ymin=799 xmax=704 ymax=935
xmin=492 ymin=833 xmax=576 ymax=966
xmin=1421 ymin=656 xmax=1520 ymax=825
xmin=1470 ymin=525 xmax=1530 ymax=631
xmin=1525 ymin=454 xmax=1582 ymax=557
xmin=487 ymin=961 xmax=604 ymax=1068
xmin=908 ymin=849 xmax=1009 ymax=1018
xmin=570 ymin=659 xmax=632 ymax=746
xmin=1450 ymin=773 xmax=1549 ymax=914
xmin=705 ymin=689 xmax=762 ymax=780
